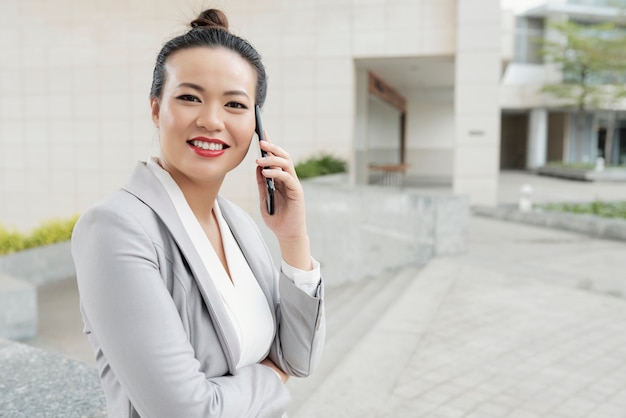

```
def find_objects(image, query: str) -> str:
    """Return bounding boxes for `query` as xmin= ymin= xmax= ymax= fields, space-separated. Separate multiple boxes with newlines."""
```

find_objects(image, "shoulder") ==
xmin=73 ymin=189 xmax=162 ymax=248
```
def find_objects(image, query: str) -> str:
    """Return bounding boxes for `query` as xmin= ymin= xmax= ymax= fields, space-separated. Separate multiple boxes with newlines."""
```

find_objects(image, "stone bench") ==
xmin=0 ymin=338 xmax=105 ymax=417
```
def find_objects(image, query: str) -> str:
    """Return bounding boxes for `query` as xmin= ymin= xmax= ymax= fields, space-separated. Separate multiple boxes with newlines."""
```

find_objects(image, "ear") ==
xmin=150 ymin=97 xmax=160 ymax=128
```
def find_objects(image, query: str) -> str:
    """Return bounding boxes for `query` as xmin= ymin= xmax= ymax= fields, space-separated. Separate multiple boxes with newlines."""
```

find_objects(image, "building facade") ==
xmin=501 ymin=0 xmax=626 ymax=170
xmin=0 ymin=0 xmax=501 ymax=230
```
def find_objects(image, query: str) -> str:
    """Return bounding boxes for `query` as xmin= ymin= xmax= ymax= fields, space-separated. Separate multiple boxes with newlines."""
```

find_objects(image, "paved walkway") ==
xmin=291 ymin=172 xmax=626 ymax=417
xmin=294 ymin=215 xmax=626 ymax=417
xmin=23 ymin=171 xmax=626 ymax=417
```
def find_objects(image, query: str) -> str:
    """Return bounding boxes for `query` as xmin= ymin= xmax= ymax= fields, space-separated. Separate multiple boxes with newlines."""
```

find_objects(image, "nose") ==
xmin=196 ymin=104 xmax=224 ymax=132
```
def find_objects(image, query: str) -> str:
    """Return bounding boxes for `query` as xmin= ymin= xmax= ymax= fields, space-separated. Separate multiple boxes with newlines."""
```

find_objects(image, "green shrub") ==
xmin=295 ymin=153 xmax=347 ymax=179
xmin=542 ymin=200 xmax=626 ymax=219
xmin=0 ymin=214 xmax=79 ymax=255
xmin=546 ymin=161 xmax=596 ymax=170
xmin=0 ymin=226 xmax=26 ymax=255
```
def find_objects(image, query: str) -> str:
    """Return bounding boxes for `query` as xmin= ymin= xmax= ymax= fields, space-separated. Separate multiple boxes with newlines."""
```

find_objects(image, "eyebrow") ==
xmin=176 ymin=82 xmax=249 ymax=98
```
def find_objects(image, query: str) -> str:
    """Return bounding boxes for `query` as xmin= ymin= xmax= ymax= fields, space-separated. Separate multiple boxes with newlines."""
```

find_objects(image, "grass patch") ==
xmin=0 ymin=215 xmax=79 ymax=255
xmin=295 ymin=153 xmax=347 ymax=179
xmin=545 ymin=162 xmax=596 ymax=170
xmin=541 ymin=201 xmax=626 ymax=220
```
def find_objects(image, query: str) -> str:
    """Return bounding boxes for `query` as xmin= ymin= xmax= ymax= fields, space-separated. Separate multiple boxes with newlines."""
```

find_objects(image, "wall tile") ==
xmin=352 ymin=31 xmax=386 ymax=56
xmin=0 ymin=122 xmax=24 ymax=145
xmin=282 ymin=88 xmax=315 ymax=117
xmin=0 ymin=70 xmax=21 ymax=95
xmin=283 ymin=35 xmax=316 ymax=58
xmin=281 ymin=58 xmax=315 ymax=88
xmin=315 ymin=31 xmax=352 ymax=57
xmin=283 ymin=117 xmax=315 ymax=150
xmin=0 ymin=95 xmax=23 ymax=120
xmin=353 ymin=5 xmax=386 ymax=33
xmin=456 ymin=52 xmax=501 ymax=83
xmin=313 ymin=116 xmax=353 ymax=156
xmin=1 ymin=144 xmax=25 ymax=170
xmin=315 ymin=57 xmax=354 ymax=88
xmin=315 ymin=87 xmax=353 ymax=116
xmin=454 ymin=144 xmax=500 ymax=177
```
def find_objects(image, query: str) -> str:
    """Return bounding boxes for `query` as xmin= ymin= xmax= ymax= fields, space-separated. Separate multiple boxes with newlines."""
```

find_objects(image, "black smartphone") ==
xmin=255 ymin=105 xmax=275 ymax=215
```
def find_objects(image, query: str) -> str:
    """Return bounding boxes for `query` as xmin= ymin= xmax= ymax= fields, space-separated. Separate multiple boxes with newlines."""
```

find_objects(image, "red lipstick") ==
xmin=187 ymin=137 xmax=228 ymax=158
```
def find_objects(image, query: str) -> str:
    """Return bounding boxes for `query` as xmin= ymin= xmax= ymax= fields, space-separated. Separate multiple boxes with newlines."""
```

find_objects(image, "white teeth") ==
xmin=191 ymin=140 xmax=224 ymax=151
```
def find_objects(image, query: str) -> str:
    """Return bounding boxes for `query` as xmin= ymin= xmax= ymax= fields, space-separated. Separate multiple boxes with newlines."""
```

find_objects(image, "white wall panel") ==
xmin=0 ymin=0 xmax=481 ymax=229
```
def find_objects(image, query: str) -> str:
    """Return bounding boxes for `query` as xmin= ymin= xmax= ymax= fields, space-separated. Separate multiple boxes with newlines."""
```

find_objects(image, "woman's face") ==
xmin=150 ymin=46 xmax=257 ymax=186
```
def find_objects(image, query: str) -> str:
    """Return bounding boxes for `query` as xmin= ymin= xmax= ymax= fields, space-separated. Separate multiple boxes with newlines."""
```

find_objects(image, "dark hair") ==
xmin=150 ymin=9 xmax=267 ymax=107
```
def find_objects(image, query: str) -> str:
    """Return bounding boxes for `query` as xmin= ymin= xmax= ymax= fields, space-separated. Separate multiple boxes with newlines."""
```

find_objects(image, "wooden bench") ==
xmin=369 ymin=164 xmax=409 ymax=186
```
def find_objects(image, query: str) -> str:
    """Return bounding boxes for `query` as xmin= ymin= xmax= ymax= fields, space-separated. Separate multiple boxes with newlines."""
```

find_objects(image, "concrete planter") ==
xmin=473 ymin=204 xmax=626 ymax=242
xmin=0 ymin=240 xmax=74 ymax=341
xmin=537 ymin=165 xmax=626 ymax=182
xmin=0 ymin=240 xmax=74 ymax=286
xmin=259 ymin=182 xmax=469 ymax=288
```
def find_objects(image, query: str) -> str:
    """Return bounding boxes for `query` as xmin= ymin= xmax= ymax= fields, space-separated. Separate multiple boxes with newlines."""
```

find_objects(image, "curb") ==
xmin=473 ymin=204 xmax=626 ymax=242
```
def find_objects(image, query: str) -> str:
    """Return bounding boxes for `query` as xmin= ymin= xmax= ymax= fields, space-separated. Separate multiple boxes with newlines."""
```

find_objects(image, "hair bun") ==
xmin=190 ymin=9 xmax=229 ymax=31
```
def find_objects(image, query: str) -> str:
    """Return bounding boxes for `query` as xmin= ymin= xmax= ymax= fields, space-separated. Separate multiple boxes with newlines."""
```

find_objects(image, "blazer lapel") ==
xmin=121 ymin=162 xmax=241 ymax=374
xmin=218 ymin=197 xmax=277 ymax=313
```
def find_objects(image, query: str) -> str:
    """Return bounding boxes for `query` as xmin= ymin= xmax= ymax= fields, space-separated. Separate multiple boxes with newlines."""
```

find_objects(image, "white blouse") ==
xmin=146 ymin=158 xmax=320 ymax=369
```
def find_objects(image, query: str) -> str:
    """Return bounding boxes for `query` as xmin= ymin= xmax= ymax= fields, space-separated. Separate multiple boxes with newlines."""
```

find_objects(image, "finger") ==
xmin=256 ymin=155 xmax=291 ymax=172
xmin=259 ymin=140 xmax=291 ymax=161
xmin=257 ymin=150 xmax=296 ymax=177
xmin=261 ymin=167 xmax=300 ymax=192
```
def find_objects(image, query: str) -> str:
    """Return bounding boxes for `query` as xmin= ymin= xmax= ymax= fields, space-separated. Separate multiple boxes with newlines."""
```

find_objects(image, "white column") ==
xmin=526 ymin=108 xmax=548 ymax=169
xmin=453 ymin=0 xmax=501 ymax=206
xmin=353 ymin=69 xmax=370 ymax=185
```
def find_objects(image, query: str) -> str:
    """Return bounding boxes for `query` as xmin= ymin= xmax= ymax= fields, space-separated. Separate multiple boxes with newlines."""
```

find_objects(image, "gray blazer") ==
xmin=71 ymin=162 xmax=325 ymax=418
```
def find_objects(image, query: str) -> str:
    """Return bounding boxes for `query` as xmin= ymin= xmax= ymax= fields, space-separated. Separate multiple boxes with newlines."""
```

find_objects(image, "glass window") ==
xmin=514 ymin=17 xmax=545 ymax=64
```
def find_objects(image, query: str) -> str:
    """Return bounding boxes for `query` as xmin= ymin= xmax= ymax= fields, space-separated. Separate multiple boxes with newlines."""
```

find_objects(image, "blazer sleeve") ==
xmin=269 ymin=271 xmax=326 ymax=378
xmin=72 ymin=205 xmax=290 ymax=418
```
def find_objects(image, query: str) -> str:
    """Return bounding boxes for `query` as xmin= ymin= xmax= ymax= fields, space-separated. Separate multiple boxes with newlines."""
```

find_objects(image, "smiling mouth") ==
xmin=188 ymin=139 xmax=229 ymax=151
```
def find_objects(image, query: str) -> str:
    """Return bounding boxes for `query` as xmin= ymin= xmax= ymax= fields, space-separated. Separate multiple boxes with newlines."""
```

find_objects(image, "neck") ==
xmin=158 ymin=159 xmax=223 ymax=224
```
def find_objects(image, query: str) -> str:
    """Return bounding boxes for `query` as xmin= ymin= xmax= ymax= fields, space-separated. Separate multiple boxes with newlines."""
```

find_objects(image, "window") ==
xmin=514 ymin=17 xmax=545 ymax=64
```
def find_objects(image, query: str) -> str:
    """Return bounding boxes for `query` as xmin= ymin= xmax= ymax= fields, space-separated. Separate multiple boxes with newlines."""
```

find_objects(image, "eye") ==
xmin=177 ymin=94 xmax=201 ymax=103
xmin=226 ymin=101 xmax=247 ymax=109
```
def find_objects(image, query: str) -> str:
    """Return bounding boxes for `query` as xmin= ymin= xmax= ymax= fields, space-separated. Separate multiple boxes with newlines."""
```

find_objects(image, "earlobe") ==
xmin=150 ymin=97 xmax=160 ymax=128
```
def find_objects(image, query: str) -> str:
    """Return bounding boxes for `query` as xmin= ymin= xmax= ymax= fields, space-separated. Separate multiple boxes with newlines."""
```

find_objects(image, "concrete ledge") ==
xmin=0 ymin=241 xmax=74 ymax=287
xmin=0 ymin=241 xmax=74 ymax=340
xmin=537 ymin=165 xmax=626 ymax=182
xmin=473 ymin=204 xmax=626 ymax=242
xmin=260 ymin=183 xmax=469 ymax=288
xmin=0 ymin=338 xmax=105 ymax=417
xmin=0 ymin=274 xmax=37 ymax=340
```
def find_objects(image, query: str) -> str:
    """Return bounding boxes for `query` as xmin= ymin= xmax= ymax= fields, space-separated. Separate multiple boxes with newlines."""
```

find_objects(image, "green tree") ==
xmin=540 ymin=19 xmax=626 ymax=164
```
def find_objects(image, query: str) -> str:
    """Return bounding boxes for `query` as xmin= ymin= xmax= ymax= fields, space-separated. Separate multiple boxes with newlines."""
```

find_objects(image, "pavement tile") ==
xmin=471 ymin=401 xmax=513 ymax=416
xmin=429 ymin=405 xmax=466 ymax=418
xmin=507 ymin=408 xmax=541 ymax=418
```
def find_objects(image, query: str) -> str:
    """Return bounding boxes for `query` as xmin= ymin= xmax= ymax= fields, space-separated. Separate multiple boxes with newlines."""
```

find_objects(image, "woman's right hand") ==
xmin=261 ymin=358 xmax=289 ymax=383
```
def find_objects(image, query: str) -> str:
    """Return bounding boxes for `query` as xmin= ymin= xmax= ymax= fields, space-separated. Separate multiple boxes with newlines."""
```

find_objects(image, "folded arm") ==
xmin=72 ymin=207 xmax=289 ymax=418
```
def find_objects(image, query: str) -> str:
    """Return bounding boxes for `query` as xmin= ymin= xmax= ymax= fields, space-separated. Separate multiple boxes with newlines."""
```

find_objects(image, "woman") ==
xmin=72 ymin=9 xmax=325 ymax=418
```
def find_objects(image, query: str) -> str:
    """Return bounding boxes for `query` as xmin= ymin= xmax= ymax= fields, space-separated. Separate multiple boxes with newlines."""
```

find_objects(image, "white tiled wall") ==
xmin=0 ymin=0 xmax=175 ymax=230
xmin=0 ymin=0 xmax=500 ymax=230
xmin=453 ymin=0 xmax=502 ymax=205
